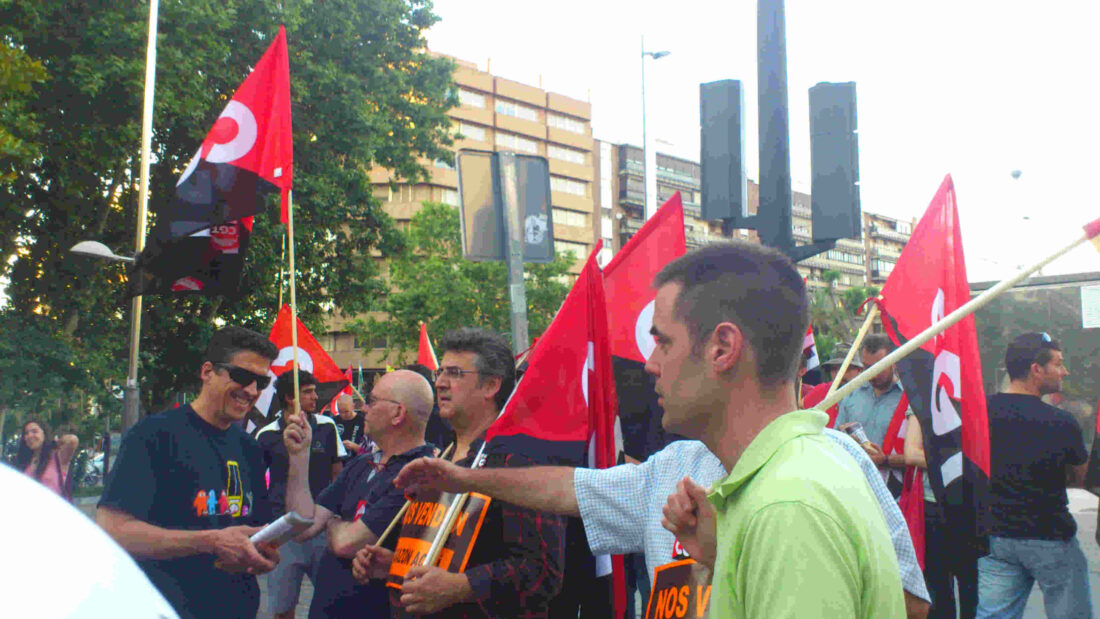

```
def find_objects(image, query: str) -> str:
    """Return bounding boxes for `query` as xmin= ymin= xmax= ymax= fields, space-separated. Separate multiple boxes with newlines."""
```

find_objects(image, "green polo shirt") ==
xmin=707 ymin=409 xmax=905 ymax=619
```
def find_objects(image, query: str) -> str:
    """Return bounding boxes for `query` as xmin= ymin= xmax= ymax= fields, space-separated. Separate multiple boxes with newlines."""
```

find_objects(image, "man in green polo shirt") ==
xmin=652 ymin=242 xmax=905 ymax=619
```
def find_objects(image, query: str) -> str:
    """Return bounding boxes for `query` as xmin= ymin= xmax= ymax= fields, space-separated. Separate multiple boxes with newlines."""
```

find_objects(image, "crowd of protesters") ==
xmin=5 ymin=239 xmax=1097 ymax=619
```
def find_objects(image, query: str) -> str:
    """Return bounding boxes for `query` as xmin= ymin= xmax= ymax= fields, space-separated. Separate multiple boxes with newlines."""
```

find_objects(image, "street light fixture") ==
xmin=641 ymin=36 xmax=670 ymax=220
xmin=70 ymin=240 xmax=135 ymax=263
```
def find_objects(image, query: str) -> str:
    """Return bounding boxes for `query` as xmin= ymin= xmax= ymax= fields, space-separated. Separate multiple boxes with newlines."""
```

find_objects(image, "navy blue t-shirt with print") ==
xmin=99 ymin=405 xmax=272 ymax=619
xmin=307 ymin=443 xmax=435 ymax=619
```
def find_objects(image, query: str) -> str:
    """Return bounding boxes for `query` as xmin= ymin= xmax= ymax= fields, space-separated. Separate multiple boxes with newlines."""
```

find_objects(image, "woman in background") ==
xmin=14 ymin=418 xmax=78 ymax=500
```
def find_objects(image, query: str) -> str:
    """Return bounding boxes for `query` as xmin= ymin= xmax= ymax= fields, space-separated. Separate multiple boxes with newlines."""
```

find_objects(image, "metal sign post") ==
xmin=497 ymin=152 xmax=530 ymax=353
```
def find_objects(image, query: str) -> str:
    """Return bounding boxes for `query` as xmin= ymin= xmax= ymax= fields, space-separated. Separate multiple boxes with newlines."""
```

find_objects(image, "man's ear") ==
xmin=482 ymin=375 xmax=503 ymax=404
xmin=392 ymin=404 xmax=408 ymax=428
xmin=199 ymin=361 xmax=216 ymax=383
xmin=711 ymin=322 xmax=744 ymax=373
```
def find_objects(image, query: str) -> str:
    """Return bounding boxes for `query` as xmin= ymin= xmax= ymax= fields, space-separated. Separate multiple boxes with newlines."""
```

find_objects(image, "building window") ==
xmin=552 ymin=208 xmax=588 ymax=228
xmin=551 ymin=176 xmax=586 ymax=197
xmin=441 ymin=189 xmax=459 ymax=206
xmin=601 ymin=216 xmax=613 ymax=240
xmin=548 ymin=145 xmax=586 ymax=165
xmin=458 ymin=89 xmax=486 ymax=108
xmin=827 ymin=249 xmax=864 ymax=265
xmin=557 ymin=240 xmax=589 ymax=262
xmin=874 ymin=259 xmax=895 ymax=275
xmin=495 ymin=99 xmax=538 ymax=122
xmin=495 ymin=132 xmax=538 ymax=154
xmin=897 ymin=221 xmax=912 ymax=234
xmin=548 ymin=113 xmax=585 ymax=134
xmin=433 ymin=158 xmax=454 ymax=170
xmin=459 ymin=123 xmax=486 ymax=141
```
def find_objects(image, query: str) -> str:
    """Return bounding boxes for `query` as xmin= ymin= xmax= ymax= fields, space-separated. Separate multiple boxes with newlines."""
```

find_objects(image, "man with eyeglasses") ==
xmin=255 ymin=369 xmax=345 ymax=619
xmin=281 ymin=369 xmax=435 ymax=618
xmin=976 ymin=332 xmax=1089 ymax=618
xmin=98 ymin=326 xmax=282 ymax=619
xmin=350 ymin=327 xmax=565 ymax=618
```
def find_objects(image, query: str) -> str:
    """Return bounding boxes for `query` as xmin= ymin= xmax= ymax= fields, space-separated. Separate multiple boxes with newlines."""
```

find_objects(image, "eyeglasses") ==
xmin=214 ymin=363 xmax=272 ymax=390
xmin=365 ymin=393 xmax=402 ymax=407
xmin=433 ymin=366 xmax=491 ymax=381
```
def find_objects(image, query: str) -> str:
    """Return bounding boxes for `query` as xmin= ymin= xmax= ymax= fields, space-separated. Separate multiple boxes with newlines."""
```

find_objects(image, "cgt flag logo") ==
xmin=255 ymin=305 xmax=349 ymax=416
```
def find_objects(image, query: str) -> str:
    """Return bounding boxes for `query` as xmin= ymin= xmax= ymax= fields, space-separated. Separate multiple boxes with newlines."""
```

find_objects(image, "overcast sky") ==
xmin=425 ymin=0 xmax=1100 ymax=283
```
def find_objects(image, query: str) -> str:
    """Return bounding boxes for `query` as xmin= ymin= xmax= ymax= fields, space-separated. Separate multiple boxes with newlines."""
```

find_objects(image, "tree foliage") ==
xmin=0 ymin=33 xmax=47 ymax=184
xmin=351 ymin=202 xmax=575 ymax=356
xmin=808 ymin=273 xmax=880 ymax=361
xmin=0 ymin=0 xmax=456 ymax=423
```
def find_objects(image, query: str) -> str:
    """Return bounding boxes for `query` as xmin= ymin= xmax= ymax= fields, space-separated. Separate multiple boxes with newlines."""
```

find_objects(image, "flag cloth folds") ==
xmin=254 ymin=304 xmax=349 ymax=417
xmin=801 ymin=324 xmax=822 ymax=385
xmin=485 ymin=243 xmax=627 ymax=618
xmin=417 ymin=323 xmax=439 ymax=371
xmin=878 ymin=174 xmax=990 ymax=548
xmin=128 ymin=26 xmax=293 ymax=297
xmin=603 ymin=193 xmax=686 ymax=461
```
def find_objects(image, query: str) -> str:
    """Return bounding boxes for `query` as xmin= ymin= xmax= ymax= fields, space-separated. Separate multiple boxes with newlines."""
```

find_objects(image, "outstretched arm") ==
xmin=394 ymin=457 xmax=580 ymax=517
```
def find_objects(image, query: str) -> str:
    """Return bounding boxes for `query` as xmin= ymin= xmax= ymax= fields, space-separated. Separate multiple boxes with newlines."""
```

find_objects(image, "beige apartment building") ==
xmin=323 ymin=57 xmax=601 ymax=372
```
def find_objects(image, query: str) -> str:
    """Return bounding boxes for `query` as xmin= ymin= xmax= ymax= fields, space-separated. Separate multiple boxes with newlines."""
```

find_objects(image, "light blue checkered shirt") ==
xmin=574 ymin=428 xmax=930 ymax=603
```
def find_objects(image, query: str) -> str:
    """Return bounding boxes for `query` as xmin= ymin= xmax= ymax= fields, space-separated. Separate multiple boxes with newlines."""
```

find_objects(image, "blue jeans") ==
xmin=976 ymin=535 xmax=1092 ymax=619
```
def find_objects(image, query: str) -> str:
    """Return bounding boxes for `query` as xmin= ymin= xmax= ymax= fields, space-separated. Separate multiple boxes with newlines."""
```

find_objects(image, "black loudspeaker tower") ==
xmin=700 ymin=80 xmax=747 ymax=224
xmin=809 ymin=81 xmax=861 ymax=241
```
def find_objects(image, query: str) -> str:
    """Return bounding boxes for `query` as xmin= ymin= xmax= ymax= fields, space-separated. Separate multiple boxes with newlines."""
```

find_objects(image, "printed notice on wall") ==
xmin=1082 ymin=286 xmax=1100 ymax=329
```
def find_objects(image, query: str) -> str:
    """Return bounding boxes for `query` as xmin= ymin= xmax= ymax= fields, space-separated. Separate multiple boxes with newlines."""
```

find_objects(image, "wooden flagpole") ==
xmin=375 ymin=443 xmax=456 ymax=547
xmin=287 ymin=191 xmax=301 ymax=414
xmin=278 ymin=231 xmax=286 ymax=309
xmin=817 ymin=230 xmax=1093 ymax=412
xmin=824 ymin=304 xmax=880 ymax=399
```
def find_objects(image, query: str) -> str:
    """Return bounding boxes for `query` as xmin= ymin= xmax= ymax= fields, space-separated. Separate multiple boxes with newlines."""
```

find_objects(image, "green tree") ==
xmin=808 ymin=275 xmax=880 ymax=361
xmin=0 ymin=34 xmax=46 ymax=184
xmin=0 ymin=0 xmax=456 ymax=421
xmin=351 ymin=202 xmax=575 ymax=356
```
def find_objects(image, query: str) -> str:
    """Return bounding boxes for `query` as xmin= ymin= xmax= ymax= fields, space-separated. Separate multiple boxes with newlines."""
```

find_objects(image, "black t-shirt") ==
xmin=308 ymin=443 xmax=436 ymax=619
xmin=987 ymin=393 xmax=1088 ymax=540
xmin=333 ymin=412 xmax=366 ymax=447
xmin=98 ymin=406 xmax=272 ymax=619
xmin=256 ymin=412 xmax=343 ymax=516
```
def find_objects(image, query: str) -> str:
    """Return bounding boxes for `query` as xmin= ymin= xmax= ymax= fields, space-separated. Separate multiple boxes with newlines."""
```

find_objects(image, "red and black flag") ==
xmin=253 ymin=305 xmax=349 ymax=418
xmin=603 ymin=193 xmax=686 ymax=460
xmin=878 ymin=175 xmax=991 ymax=545
xmin=486 ymin=242 xmax=626 ymax=617
xmin=128 ymin=26 xmax=293 ymax=296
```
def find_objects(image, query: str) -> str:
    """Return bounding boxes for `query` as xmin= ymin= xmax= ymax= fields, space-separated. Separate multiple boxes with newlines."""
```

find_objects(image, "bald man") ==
xmin=333 ymin=393 xmax=366 ymax=457
xmin=283 ymin=370 xmax=435 ymax=619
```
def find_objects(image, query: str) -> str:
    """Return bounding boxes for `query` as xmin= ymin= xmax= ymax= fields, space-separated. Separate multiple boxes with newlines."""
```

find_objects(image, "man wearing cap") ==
xmin=976 ymin=332 xmax=1090 ymax=618
xmin=802 ymin=347 xmax=864 ymax=427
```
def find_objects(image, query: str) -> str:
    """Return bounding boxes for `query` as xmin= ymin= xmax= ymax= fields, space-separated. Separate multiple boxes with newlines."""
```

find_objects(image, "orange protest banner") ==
xmin=644 ymin=559 xmax=712 ymax=619
xmin=386 ymin=490 xmax=491 ymax=591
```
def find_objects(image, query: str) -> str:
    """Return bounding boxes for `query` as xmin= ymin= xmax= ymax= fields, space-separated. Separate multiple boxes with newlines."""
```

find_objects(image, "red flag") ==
xmin=417 ymin=323 xmax=439 ymax=371
xmin=878 ymin=175 xmax=990 ymax=542
xmin=485 ymin=243 xmax=627 ymax=618
xmin=603 ymin=193 xmax=686 ymax=363
xmin=254 ymin=304 xmax=349 ymax=416
xmin=129 ymin=27 xmax=293 ymax=296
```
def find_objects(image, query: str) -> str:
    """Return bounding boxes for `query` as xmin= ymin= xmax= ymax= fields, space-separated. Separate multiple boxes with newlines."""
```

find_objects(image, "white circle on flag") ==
xmin=254 ymin=346 xmax=314 ymax=414
xmin=205 ymin=101 xmax=258 ymax=164
xmin=634 ymin=300 xmax=656 ymax=361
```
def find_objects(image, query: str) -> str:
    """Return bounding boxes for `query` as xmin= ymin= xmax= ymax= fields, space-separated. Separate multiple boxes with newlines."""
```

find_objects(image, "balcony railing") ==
xmin=870 ymin=226 xmax=910 ymax=243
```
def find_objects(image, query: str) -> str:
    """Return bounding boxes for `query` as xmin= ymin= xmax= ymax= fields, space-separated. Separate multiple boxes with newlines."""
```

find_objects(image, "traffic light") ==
xmin=809 ymin=81 xmax=861 ymax=241
xmin=700 ymin=80 xmax=747 ymax=224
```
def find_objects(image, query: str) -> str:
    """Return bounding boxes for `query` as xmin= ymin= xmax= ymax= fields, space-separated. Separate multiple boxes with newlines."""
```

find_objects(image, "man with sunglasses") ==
xmin=256 ymin=369 xmax=345 ymax=619
xmin=98 ymin=326 xmax=282 ymax=619
xmin=977 ymin=332 xmax=1089 ymax=618
xmin=281 ymin=369 xmax=435 ymax=618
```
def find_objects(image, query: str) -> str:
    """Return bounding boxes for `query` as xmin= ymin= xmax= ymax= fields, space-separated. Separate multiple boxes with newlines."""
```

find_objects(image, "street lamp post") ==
xmin=641 ymin=36 xmax=670 ymax=221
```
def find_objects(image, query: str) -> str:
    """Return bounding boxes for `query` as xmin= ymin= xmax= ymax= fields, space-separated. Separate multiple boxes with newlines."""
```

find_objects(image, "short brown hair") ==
xmin=653 ymin=241 xmax=808 ymax=387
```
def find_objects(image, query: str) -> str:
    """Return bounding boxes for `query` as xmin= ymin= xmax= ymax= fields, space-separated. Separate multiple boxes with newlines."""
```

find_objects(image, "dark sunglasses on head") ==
xmin=214 ymin=363 xmax=272 ymax=390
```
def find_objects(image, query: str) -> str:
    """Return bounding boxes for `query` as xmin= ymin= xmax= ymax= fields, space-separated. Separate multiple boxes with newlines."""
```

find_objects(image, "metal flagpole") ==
xmin=817 ymin=230 xmax=1093 ymax=412
xmin=123 ymin=0 xmax=160 ymax=432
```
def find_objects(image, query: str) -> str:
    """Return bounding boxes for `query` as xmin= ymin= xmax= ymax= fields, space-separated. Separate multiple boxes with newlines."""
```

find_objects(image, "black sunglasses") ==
xmin=214 ymin=363 xmax=272 ymax=390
